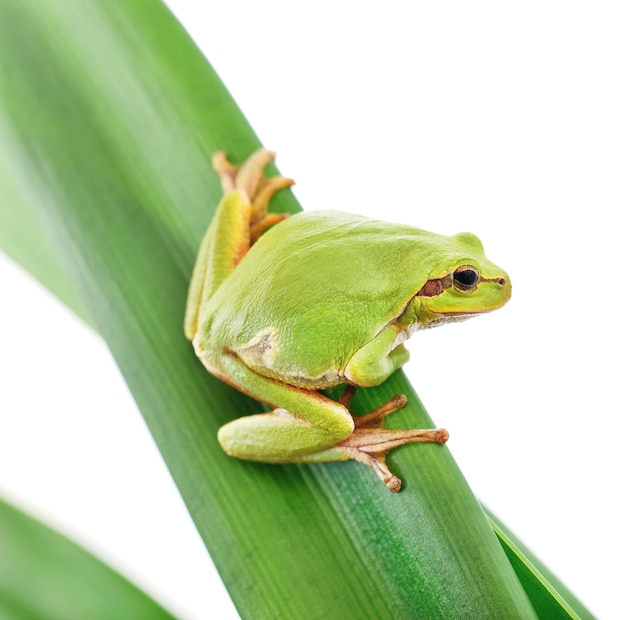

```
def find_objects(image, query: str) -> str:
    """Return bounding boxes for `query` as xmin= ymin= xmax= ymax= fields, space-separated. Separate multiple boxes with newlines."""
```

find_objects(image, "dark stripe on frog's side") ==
xmin=417 ymin=273 xmax=507 ymax=297
xmin=417 ymin=274 xmax=453 ymax=297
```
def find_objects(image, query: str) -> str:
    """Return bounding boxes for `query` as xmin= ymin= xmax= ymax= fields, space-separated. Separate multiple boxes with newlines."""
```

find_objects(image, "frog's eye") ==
xmin=453 ymin=265 xmax=480 ymax=292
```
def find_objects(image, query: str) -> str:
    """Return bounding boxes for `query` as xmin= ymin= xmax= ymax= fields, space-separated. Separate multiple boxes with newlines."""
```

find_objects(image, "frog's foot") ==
xmin=337 ymin=385 xmax=449 ymax=492
xmin=212 ymin=149 xmax=294 ymax=242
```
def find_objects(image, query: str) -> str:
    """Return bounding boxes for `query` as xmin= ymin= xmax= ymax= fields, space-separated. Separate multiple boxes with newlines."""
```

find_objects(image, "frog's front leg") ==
xmin=210 ymin=352 xmax=448 ymax=492
xmin=344 ymin=325 xmax=410 ymax=386
xmin=184 ymin=149 xmax=293 ymax=340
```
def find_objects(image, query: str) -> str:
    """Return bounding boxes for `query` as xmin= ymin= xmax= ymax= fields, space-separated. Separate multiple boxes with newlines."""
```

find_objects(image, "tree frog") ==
xmin=185 ymin=149 xmax=511 ymax=492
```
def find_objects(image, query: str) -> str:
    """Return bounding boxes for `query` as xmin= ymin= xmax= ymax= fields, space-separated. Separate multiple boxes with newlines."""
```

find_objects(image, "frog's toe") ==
xmin=211 ymin=148 xmax=293 ymax=243
xmin=337 ymin=426 xmax=449 ymax=492
xmin=353 ymin=393 xmax=408 ymax=429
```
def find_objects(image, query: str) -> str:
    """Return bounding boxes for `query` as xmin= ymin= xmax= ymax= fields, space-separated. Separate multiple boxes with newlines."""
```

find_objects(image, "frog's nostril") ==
xmin=497 ymin=278 xmax=506 ymax=286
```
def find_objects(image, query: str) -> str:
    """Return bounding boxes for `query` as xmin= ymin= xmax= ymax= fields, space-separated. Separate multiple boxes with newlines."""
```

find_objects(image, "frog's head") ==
xmin=413 ymin=232 xmax=511 ymax=327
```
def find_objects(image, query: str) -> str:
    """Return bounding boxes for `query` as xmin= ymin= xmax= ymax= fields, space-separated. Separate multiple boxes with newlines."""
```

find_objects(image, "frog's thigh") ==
xmin=216 ymin=353 xmax=354 ymax=461
xmin=184 ymin=190 xmax=251 ymax=340
xmin=344 ymin=326 xmax=410 ymax=386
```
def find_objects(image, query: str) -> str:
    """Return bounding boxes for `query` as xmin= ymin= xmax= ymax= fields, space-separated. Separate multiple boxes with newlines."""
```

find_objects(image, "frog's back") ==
xmin=205 ymin=210 xmax=452 ymax=387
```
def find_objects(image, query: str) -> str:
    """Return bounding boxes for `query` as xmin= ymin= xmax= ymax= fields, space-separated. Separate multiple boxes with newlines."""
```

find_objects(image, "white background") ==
xmin=1 ymin=2 xmax=624 ymax=618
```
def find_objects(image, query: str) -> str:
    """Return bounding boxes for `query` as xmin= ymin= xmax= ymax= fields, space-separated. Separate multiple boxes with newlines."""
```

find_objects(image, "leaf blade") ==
xmin=486 ymin=508 xmax=593 ymax=620
xmin=0 ymin=1 xmax=587 ymax=618
xmin=0 ymin=498 xmax=175 ymax=620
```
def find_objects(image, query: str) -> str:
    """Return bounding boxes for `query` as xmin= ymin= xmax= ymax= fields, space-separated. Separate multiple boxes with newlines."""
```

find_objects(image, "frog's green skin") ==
xmin=185 ymin=149 xmax=511 ymax=492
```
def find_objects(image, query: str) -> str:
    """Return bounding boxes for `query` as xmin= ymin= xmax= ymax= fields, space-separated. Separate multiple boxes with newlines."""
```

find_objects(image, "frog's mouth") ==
xmin=432 ymin=305 xmax=504 ymax=320
xmin=414 ymin=314 xmax=474 ymax=330
xmin=440 ymin=310 xmax=487 ymax=316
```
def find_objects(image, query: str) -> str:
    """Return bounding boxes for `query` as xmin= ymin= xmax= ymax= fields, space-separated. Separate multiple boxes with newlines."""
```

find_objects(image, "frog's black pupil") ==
xmin=455 ymin=268 xmax=478 ymax=287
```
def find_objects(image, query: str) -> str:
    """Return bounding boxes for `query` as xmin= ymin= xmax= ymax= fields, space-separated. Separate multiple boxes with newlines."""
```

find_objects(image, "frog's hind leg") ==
xmin=215 ymin=353 xmax=448 ymax=492
xmin=218 ymin=408 xmax=355 ymax=465
xmin=336 ymin=386 xmax=449 ymax=492
xmin=184 ymin=149 xmax=293 ymax=340
xmin=212 ymin=149 xmax=293 ymax=242
xmin=337 ymin=425 xmax=449 ymax=493
xmin=211 ymin=350 xmax=355 ymax=463
xmin=233 ymin=392 xmax=449 ymax=493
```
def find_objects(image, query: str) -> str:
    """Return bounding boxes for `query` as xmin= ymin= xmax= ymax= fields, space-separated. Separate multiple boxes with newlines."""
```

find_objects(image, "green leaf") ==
xmin=0 ymin=1 xmax=591 ymax=618
xmin=0 ymin=498 xmax=175 ymax=620
xmin=486 ymin=508 xmax=592 ymax=620
xmin=0 ymin=153 xmax=91 ymax=325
